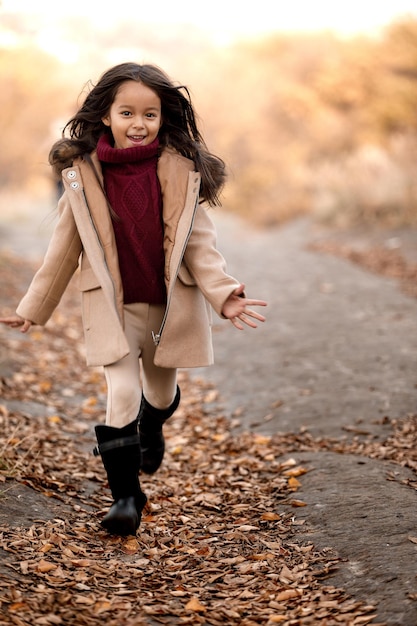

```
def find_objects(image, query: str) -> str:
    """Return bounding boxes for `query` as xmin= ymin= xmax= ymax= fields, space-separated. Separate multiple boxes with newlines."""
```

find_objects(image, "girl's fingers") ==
xmin=1 ymin=319 xmax=21 ymax=327
xmin=230 ymin=317 xmax=244 ymax=330
xmin=236 ymin=311 xmax=264 ymax=328
xmin=228 ymin=299 xmax=267 ymax=329
xmin=0 ymin=317 xmax=32 ymax=332
xmin=245 ymin=309 xmax=266 ymax=322
xmin=241 ymin=317 xmax=258 ymax=328
xmin=246 ymin=299 xmax=267 ymax=307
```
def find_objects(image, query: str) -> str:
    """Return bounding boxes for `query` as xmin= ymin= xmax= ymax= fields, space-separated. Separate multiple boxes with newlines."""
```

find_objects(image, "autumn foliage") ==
xmin=0 ymin=18 xmax=417 ymax=227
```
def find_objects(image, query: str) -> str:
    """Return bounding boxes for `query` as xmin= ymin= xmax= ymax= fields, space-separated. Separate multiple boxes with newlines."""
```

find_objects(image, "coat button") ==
xmin=67 ymin=170 xmax=76 ymax=179
xmin=70 ymin=181 xmax=79 ymax=189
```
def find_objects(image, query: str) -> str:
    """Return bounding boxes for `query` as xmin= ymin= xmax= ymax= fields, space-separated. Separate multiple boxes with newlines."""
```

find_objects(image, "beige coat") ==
xmin=17 ymin=148 xmax=240 ymax=368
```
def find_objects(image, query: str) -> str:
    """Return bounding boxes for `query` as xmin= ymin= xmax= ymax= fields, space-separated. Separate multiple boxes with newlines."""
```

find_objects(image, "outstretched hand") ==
xmin=221 ymin=284 xmax=267 ymax=330
xmin=0 ymin=315 xmax=33 ymax=333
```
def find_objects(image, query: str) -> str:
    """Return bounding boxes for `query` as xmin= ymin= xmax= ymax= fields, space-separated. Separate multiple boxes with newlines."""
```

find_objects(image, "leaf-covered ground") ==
xmin=308 ymin=235 xmax=417 ymax=300
xmin=0 ymin=249 xmax=415 ymax=626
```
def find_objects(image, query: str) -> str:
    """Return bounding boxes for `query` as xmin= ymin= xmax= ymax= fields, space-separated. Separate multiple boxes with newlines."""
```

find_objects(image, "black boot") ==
xmin=94 ymin=419 xmax=147 ymax=536
xmin=138 ymin=386 xmax=180 ymax=474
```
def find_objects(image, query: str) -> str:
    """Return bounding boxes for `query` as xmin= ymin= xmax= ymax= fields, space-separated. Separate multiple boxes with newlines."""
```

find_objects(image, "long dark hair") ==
xmin=49 ymin=62 xmax=226 ymax=206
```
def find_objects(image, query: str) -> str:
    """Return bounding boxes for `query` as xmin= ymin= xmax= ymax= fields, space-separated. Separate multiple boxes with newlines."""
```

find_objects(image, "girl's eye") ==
xmin=121 ymin=111 xmax=132 ymax=117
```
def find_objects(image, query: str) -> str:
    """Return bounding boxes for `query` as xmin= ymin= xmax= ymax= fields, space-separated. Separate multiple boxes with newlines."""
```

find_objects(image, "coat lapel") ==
xmin=63 ymin=161 xmax=124 ymax=323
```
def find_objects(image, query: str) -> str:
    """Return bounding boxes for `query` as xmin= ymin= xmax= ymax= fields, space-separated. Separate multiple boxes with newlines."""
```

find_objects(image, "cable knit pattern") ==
xmin=97 ymin=134 xmax=166 ymax=305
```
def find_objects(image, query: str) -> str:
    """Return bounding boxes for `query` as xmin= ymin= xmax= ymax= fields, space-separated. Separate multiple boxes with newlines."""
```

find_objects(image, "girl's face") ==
xmin=102 ymin=80 xmax=162 ymax=149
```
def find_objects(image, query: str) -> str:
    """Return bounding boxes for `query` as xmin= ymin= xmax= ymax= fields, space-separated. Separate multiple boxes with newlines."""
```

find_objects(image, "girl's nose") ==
xmin=133 ymin=116 xmax=145 ymax=129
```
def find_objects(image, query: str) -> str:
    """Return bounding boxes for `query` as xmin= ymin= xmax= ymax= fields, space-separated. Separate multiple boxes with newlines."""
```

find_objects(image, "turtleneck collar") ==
xmin=96 ymin=133 xmax=159 ymax=164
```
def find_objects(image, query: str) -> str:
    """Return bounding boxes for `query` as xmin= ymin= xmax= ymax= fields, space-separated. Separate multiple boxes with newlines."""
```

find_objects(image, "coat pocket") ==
xmin=176 ymin=264 xmax=212 ymax=327
xmin=78 ymin=268 xmax=101 ymax=331
xmin=78 ymin=267 xmax=101 ymax=292
xmin=177 ymin=264 xmax=196 ymax=286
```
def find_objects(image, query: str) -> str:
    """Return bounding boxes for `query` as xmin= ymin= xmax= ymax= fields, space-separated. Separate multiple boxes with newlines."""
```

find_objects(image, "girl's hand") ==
xmin=0 ymin=315 xmax=33 ymax=333
xmin=222 ymin=283 xmax=267 ymax=330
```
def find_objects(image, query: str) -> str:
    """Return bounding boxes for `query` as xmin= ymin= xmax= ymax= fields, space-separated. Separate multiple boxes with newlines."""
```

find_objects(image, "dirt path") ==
xmin=1 ymin=210 xmax=417 ymax=624
xmin=192 ymin=213 xmax=416 ymax=437
xmin=189 ymin=212 xmax=417 ymax=625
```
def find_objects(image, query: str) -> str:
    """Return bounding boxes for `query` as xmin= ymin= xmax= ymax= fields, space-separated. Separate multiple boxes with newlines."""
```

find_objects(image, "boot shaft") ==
xmin=139 ymin=385 xmax=181 ymax=433
xmin=94 ymin=419 xmax=142 ymax=501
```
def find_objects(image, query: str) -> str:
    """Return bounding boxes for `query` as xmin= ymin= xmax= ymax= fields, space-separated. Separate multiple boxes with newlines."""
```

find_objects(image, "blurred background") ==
xmin=1 ymin=0 xmax=417 ymax=231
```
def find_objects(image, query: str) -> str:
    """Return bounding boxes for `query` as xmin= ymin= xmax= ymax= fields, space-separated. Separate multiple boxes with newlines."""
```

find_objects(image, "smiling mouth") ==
xmin=129 ymin=135 xmax=146 ymax=142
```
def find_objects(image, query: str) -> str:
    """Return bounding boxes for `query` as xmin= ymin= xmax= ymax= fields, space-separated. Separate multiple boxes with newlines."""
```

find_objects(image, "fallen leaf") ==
xmin=70 ymin=559 xmax=91 ymax=568
xmin=93 ymin=600 xmax=112 ymax=614
xmin=185 ymin=597 xmax=207 ymax=612
xmin=253 ymin=434 xmax=272 ymax=445
xmin=288 ymin=476 xmax=302 ymax=489
xmin=9 ymin=602 xmax=28 ymax=612
xmin=122 ymin=537 xmax=140 ymax=554
xmin=38 ymin=381 xmax=52 ymax=393
xmin=37 ymin=559 xmax=57 ymax=573
xmin=290 ymin=499 xmax=307 ymax=507
xmin=261 ymin=512 xmax=281 ymax=521
xmin=283 ymin=466 xmax=308 ymax=477
xmin=276 ymin=589 xmax=300 ymax=601
xmin=48 ymin=415 xmax=62 ymax=424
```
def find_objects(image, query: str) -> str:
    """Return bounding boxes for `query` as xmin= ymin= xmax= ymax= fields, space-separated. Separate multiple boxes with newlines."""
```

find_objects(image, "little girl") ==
xmin=0 ymin=63 xmax=267 ymax=537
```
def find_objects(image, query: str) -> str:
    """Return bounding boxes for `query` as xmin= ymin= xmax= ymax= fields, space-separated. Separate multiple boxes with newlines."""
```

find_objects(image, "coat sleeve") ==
xmin=183 ymin=203 xmax=240 ymax=317
xmin=16 ymin=194 xmax=82 ymax=325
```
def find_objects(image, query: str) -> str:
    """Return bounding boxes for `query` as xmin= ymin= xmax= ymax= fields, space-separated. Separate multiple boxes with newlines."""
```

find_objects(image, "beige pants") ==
xmin=103 ymin=303 xmax=177 ymax=427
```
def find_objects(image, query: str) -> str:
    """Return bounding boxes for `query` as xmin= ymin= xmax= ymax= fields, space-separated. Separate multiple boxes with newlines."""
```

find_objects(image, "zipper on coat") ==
xmin=152 ymin=197 xmax=199 ymax=346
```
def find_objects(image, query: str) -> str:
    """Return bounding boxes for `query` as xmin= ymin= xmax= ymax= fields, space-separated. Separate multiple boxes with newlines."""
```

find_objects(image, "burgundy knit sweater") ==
xmin=97 ymin=134 xmax=166 ymax=305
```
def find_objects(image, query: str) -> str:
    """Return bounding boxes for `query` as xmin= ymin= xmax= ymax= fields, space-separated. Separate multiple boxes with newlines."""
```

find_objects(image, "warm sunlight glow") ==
xmin=2 ymin=0 xmax=417 ymax=42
